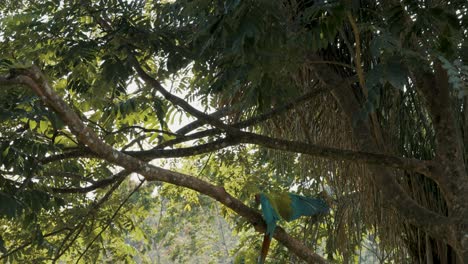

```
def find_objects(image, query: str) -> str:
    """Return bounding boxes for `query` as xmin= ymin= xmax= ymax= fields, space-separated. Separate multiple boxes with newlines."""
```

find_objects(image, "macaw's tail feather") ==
xmin=258 ymin=233 xmax=271 ymax=264
xmin=289 ymin=194 xmax=330 ymax=221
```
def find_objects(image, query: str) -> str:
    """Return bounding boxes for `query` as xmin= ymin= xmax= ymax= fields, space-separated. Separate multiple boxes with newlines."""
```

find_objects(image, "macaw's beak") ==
xmin=318 ymin=191 xmax=332 ymax=206
xmin=255 ymin=194 xmax=261 ymax=205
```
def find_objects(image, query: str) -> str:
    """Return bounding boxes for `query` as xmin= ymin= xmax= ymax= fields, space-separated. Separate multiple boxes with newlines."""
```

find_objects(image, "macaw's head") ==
xmin=254 ymin=194 xmax=261 ymax=205
xmin=318 ymin=190 xmax=332 ymax=206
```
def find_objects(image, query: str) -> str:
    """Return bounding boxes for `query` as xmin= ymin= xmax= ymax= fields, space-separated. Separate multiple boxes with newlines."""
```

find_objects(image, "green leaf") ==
xmin=153 ymin=97 xmax=168 ymax=130
xmin=54 ymin=135 xmax=77 ymax=147
xmin=0 ymin=236 xmax=6 ymax=253
xmin=366 ymin=65 xmax=384 ymax=90
xmin=34 ymin=228 xmax=44 ymax=245
xmin=0 ymin=192 xmax=22 ymax=218
xmin=2 ymin=146 xmax=10 ymax=158
xmin=385 ymin=58 xmax=408 ymax=90
xmin=29 ymin=120 xmax=37 ymax=130
xmin=148 ymin=132 xmax=159 ymax=143
xmin=370 ymin=32 xmax=398 ymax=58
xmin=39 ymin=120 xmax=48 ymax=133
xmin=162 ymin=133 xmax=176 ymax=142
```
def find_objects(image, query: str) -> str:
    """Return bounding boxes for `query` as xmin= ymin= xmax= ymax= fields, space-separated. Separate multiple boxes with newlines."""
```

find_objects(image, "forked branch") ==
xmin=5 ymin=66 xmax=327 ymax=264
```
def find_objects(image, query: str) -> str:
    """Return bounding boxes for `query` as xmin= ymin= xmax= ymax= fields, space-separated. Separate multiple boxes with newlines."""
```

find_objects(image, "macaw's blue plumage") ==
xmin=288 ymin=193 xmax=330 ymax=220
xmin=258 ymin=193 xmax=281 ymax=238
xmin=257 ymin=192 xmax=329 ymax=263
xmin=258 ymin=192 xmax=329 ymax=238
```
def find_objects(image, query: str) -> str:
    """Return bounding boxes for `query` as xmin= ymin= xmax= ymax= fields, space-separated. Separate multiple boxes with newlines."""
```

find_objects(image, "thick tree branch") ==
xmin=125 ymin=56 xmax=435 ymax=175
xmin=10 ymin=67 xmax=327 ymax=264
xmin=414 ymin=62 xmax=468 ymax=257
xmin=41 ymin=130 xmax=435 ymax=177
xmin=132 ymin=132 xmax=436 ymax=176
xmin=235 ymin=132 xmax=435 ymax=175
xmin=40 ymin=83 xmax=328 ymax=164
xmin=40 ymin=148 xmax=94 ymax=164
xmin=415 ymin=63 xmax=468 ymax=197
xmin=308 ymin=55 xmax=455 ymax=243
xmin=8 ymin=63 xmax=455 ymax=261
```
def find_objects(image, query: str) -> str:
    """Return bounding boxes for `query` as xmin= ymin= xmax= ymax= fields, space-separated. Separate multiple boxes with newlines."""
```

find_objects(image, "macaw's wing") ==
xmin=259 ymin=193 xmax=281 ymax=238
xmin=270 ymin=193 xmax=294 ymax=221
xmin=288 ymin=193 xmax=330 ymax=221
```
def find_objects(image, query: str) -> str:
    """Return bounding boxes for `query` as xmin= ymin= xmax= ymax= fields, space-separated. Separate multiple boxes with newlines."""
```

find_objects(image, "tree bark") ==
xmin=307 ymin=54 xmax=467 ymax=260
xmin=5 ymin=66 xmax=328 ymax=264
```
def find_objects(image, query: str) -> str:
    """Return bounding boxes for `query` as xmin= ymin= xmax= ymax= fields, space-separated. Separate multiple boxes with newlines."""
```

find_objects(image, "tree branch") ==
xmin=0 ymin=227 xmax=70 ymax=261
xmin=141 ymin=86 xmax=328 ymax=150
xmin=11 ymin=66 xmax=327 ymax=264
xmin=41 ymin=130 xmax=435 ymax=176
xmin=128 ymin=54 xmax=239 ymax=134
xmin=40 ymin=148 xmax=94 ymax=164
xmin=51 ymin=170 xmax=129 ymax=194
xmin=40 ymin=85 xmax=328 ymax=164
xmin=175 ymin=82 xmax=324 ymax=135
xmin=235 ymin=132 xmax=435 ymax=176
xmin=415 ymin=62 xmax=467 ymax=196
xmin=308 ymin=54 xmax=455 ymax=242
xmin=125 ymin=56 xmax=435 ymax=175
xmin=54 ymin=172 xmax=127 ymax=261
xmin=74 ymin=179 xmax=145 ymax=264
xmin=175 ymin=106 xmax=238 ymax=135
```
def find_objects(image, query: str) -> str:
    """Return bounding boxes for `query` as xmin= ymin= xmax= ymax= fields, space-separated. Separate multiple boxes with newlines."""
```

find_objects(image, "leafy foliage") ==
xmin=0 ymin=0 xmax=467 ymax=263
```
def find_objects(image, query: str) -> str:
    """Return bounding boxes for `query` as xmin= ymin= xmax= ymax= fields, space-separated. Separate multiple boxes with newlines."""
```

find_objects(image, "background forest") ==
xmin=0 ymin=0 xmax=467 ymax=263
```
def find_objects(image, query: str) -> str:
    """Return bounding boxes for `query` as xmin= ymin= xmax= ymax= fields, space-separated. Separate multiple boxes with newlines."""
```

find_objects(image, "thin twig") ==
xmin=53 ymin=174 xmax=127 ymax=261
xmin=0 ymin=228 xmax=69 ymax=261
xmin=51 ymin=170 xmax=129 ymax=194
xmin=74 ymin=179 xmax=145 ymax=263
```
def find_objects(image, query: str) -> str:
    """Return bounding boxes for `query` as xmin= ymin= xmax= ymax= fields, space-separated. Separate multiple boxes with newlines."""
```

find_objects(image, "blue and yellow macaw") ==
xmin=255 ymin=192 xmax=329 ymax=264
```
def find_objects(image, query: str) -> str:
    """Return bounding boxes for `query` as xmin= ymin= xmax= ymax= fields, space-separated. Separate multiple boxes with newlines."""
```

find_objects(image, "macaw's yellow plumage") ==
xmin=256 ymin=192 xmax=329 ymax=263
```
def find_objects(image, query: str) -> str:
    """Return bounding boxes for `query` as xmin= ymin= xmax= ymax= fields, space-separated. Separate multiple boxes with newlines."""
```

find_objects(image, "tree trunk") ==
xmin=309 ymin=54 xmax=468 ymax=262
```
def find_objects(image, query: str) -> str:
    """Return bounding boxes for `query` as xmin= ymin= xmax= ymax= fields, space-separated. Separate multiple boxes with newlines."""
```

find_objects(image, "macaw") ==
xmin=255 ymin=192 xmax=329 ymax=264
